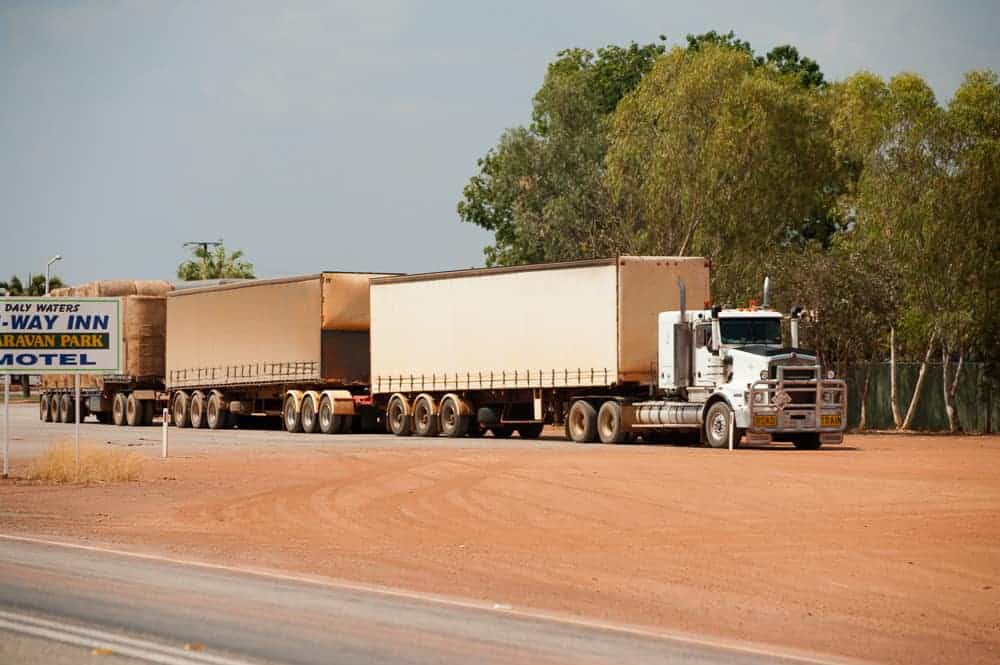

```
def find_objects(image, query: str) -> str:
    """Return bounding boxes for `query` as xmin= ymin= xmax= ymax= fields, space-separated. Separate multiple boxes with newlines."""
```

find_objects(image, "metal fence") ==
xmin=845 ymin=362 xmax=998 ymax=433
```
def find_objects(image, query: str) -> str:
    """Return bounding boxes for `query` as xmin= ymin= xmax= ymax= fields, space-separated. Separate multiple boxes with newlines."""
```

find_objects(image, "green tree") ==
xmin=177 ymin=244 xmax=255 ymax=280
xmin=0 ymin=274 xmax=64 ymax=295
xmin=605 ymin=44 xmax=835 ymax=300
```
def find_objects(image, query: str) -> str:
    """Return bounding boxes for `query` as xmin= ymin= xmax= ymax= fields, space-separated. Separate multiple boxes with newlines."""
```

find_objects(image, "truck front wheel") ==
xmin=597 ymin=401 xmax=627 ymax=444
xmin=567 ymin=400 xmax=598 ymax=443
xmin=703 ymin=401 xmax=736 ymax=449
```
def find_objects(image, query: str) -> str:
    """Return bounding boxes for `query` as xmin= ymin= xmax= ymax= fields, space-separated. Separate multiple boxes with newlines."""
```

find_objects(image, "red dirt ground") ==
xmin=2 ymin=433 xmax=998 ymax=664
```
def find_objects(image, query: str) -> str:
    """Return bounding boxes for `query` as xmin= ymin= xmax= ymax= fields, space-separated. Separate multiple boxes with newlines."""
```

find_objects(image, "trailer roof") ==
xmin=168 ymin=271 xmax=397 ymax=297
xmin=370 ymin=256 xmax=703 ymax=285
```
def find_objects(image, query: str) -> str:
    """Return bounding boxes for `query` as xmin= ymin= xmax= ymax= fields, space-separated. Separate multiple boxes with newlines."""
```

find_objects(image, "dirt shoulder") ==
xmin=2 ymin=432 xmax=998 ymax=665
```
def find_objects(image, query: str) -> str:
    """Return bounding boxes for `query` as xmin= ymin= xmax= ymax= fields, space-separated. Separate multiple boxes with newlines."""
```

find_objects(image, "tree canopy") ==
xmin=0 ymin=274 xmax=64 ymax=296
xmin=177 ymin=244 xmax=255 ymax=280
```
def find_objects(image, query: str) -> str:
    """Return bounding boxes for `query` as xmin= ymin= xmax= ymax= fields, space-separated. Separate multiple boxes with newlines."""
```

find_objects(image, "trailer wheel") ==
xmin=567 ymin=400 xmax=598 ymax=443
xmin=40 ymin=394 xmax=51 ymax=422
xmin=58 ymin=394 xmax=74 ymax=423
xmin=172 ymin=392 xmax=191 ymax=428
xmin=387 ymin=396 xmax=411 ymax=436
xmin=516 ymin=423 xmax=544 ymax=439
xmin=207 ymin=393 xmax=229 ymax=430
xmin=190 ymin=391 xmax=207 ymax=429
xmin=124 ymin=393 xmax=142 ymax=427
xmin=439 ymin=397 xmax=469 ymax=438
xmin=300 ymin=395 xmax=319 ymax=434
xmin=318 ymin=396 xmax=337 ymax=434
xmin=413 ymin=396 xmax=439 ymax=437
xmin=703 ymin=401 xmax=736 ymax=448
xmin=597 ymin=401 xmax=626 ymax=444
xmin=49 ymin=393 xmax=61 ymax=422
xmin=791 ymin=434 xmax=822 ymax=450
xmin=283 ymin=395 xmax=302 ymax=433
xmin=111 ymin=393 xmax=127 ymax=426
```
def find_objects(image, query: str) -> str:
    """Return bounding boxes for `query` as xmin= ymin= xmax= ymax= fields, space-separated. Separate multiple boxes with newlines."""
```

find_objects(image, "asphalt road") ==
xmin=0 ymin=536 xmax=853 ymax=665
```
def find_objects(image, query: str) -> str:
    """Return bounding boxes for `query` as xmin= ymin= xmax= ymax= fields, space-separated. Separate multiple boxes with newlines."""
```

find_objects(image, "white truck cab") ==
xmin=647 ymin=279 xmax=847 ymax=449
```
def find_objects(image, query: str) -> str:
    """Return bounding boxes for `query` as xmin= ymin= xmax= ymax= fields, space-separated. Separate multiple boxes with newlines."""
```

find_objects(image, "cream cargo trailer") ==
xmin=166 ymin=272 xmax=389 ymax=432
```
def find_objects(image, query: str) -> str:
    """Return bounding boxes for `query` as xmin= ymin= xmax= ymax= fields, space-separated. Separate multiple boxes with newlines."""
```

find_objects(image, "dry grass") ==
xmin=26 ymin=441 xmax=143 ymax=483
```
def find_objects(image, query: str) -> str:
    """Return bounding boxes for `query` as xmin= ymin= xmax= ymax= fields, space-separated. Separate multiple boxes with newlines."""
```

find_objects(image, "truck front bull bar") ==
xmin=748 ymin=368 xmax=847 ymax=445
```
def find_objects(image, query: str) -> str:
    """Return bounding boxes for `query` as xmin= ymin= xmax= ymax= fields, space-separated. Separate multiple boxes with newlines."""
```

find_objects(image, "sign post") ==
xmin=3 ymin=374 xmax=9 ymax=479
xmin=0 ymin=297 xmax=120 ymax=479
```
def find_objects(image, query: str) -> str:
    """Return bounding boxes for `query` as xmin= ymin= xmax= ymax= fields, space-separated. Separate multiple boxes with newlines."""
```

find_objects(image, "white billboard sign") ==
xmin=0 ymin=298 xmax=121 ymax=373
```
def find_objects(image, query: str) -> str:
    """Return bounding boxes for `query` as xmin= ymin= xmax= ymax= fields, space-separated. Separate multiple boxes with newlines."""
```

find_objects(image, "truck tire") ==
xmin=300 ymin=395 xmax=318 ymax=434
xmin=40 ymin=394 xmax=51 ymax=422
xmin=703 ymin=401 xmax=736 ymax=449
xmin=567 ymin=400 xmax=598 ymax=443
xmin=207 ymin=392 xmax=229 ymax=430
xmin=439 ymin=396 xmax=469 ymax=438
xmin=190 ymin=391 xmax=207 ymax=429
xmin=112 ymin=393 xmax=127 ymax=426
xmin=516 ymin=423 xmax=544 ymax=439
xmin=172 ymin=392 xmax=191 ymax=428
xmin=597 ymin=401 xmax=627 ymax=444
xmin=283 ymin=395 xmax=302 ymax=433
xmin=791 ymin=434 xmax=822 ymax=450
xmin=59 ymin=394 xmax=74 ymax=423
xmin=387 ymin=396 xmax=411 ymax=436
xmin=125 ymin=393 xmax=143 ymax=427
xmin=413 ymin=396 xmax=439 ymax=437
xmin=49 ymin=393 xmax=61 ymax=422
xmin=318 ymin=395 xmax=337 ymax=434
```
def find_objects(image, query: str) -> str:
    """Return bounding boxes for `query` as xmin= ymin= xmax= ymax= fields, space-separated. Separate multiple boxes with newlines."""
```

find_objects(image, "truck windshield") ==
xmin=720 ymin=318 xmax=782 ymax=346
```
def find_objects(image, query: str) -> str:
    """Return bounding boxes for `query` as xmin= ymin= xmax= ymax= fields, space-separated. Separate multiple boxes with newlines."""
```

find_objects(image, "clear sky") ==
xmin=2 ymin=0 xmax=998 ymax=284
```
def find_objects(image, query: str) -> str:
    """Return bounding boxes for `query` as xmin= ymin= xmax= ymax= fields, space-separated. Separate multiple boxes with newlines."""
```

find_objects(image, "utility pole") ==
xmin=184 ymin=239 xmax=223 ymax=255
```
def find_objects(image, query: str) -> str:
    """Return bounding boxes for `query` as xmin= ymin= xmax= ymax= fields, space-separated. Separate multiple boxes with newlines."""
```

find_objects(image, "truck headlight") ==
xmin=827 ymin=370 xmax=835 ymax=379
xmin=760 ymin=370 xmax=769 ymax=380
xmin=754 ymin=392 xmax=766 ymax=404
xmin=822 ymin=391 xmax=835 ymax=404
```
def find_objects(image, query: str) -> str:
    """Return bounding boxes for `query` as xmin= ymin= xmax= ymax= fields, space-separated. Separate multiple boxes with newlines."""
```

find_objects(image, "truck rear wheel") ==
xmin=283 ymin=395 xmax=302 ymax=433
xmin=58 ymin=394 xmax=74 ymax=423
xmin=413 ymin=396 xmax=439 ymax=437
xmin=190 ymin=391 xmax=207 ymax=429
xmin=112 ymin=393 xmax=127 ymax=426
xmin=318 ymin=396 xmax=337 ymax=434
xmin=516 ymin=423 xmax=544 ymax=439
xmin=49 ymin=394 xmax=61 ymax=422
xmin=387 ymin=396 xmax=411 ymax=436
xmin=300 ymin=395 xmax=318 ymax=433
xmin=703 ymin=401 xmax=736 ymax=448
xmin=40 ymin=394 xmax=51 ymax=422
xmin=125 ymin=393 xmax=143 ymax=427
xmin=172 ymin=392 xmax=191 ymax=428
xmin=567 ymin=400 xmax=597 ymax=443
xmin=439 ymin=396 xmax=469 ymax=438
xmin=597 ymin=401 xmax=627 ymax=444
xmin=207 ymin=392 xmax=229 ymax=430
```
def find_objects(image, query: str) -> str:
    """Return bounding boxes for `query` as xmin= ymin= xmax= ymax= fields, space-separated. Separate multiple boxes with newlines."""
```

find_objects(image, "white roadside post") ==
xmin=728 ymin=413 xmax=735 ymax=452
xmin=3 ymin=373 xmax=9 ymax=479
xmin=161 ymin=408 xmax=169 ymax=458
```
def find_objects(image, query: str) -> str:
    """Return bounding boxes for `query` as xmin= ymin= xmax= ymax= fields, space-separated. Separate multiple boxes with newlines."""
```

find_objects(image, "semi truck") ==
xmin=369 ymin=257 xmax=846 ymax=448
xmin=165 ymin=272 xmax=390 ymax=432
xmin=38 ymin=280 xmax=173 ymax=426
